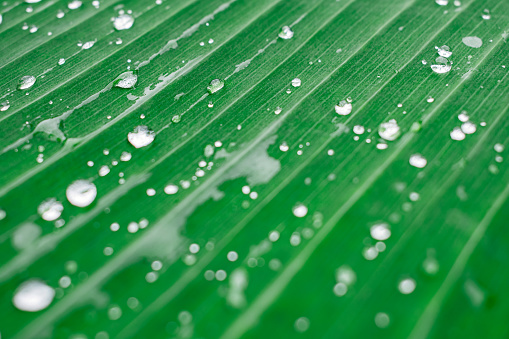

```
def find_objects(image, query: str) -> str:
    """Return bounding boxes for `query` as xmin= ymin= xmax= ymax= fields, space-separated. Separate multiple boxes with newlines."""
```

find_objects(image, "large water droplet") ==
xmin=113 ymin=14 xmax=134 ymax=30
xmin=207 ymin=79 xmax=224 ymax=94
xmin=334 ymin=100 xmax=352 ymax=115
xmin=115 ymin=71 xmax=137 ymax=89
xmin=291 ymin=78 xmax=301 ymax=87
xmin=37 ymin=198 xmax=63 ymax=221
xmin=127 ymin=126 xmax=155 ymax=148
xmin=13 ymin=280 xmax=55 ymax=312
xmin=18 ymin=75 xmax=36 ymax=90
xmin=278 ymin=26 xmax=294 ymax=40
xmin=378 ymin=119 xmax=400 ymax=141
xmin=462 ymin=36 xmax=482 ymax=48
xmin=66 ymin=180 xmax=97 ymax=207
xmin=435 ymin=0 xmax=448 ymax=5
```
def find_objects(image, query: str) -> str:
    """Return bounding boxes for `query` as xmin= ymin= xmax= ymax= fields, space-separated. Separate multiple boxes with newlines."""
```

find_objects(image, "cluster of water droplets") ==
xmin=431 ymin=44 xmax=453 ymax=74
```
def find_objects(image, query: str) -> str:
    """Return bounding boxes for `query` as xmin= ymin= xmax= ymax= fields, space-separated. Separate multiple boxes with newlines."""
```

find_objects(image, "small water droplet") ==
xmin=82 ymin=41 xmax=95 ymax=50
xmin=370 ymin=223 xmax=391 ymax=241
xmin=207 ymin=79 xmax=224 ymax=94
xmin=291 ymin=78 xmax=301 ymax=87
xmin=435 ymin=0 xmax=448 ymax=5
xmin=292 ymin=204 xmax=308 ymax=218
xmin=378 ymin=119 xmax=400 ymax=141
xmin=481 ymin=9 xmax=491 ymax=20
xmin=450 ymin=127 xmax=465 ymax=140
xmin=436 ymin=45 xmax=452 ymax=58
xmin=38 ymin=198 xmax=63 ymax=221
xmin=120 ymin=151 xmax=132 ymax=161
xmin=67 ymin=0 xmax=82 ymax=10
xmin=279 ymin=142 xmax=289 ymax=152
xmin=13 ymin=280 xmax=55 ymax=312
xmin=334 ymin=100 xmax=352 ymax=115
xmin=278 ymin=26 xmax=294 ymax=40
xmin=127 ymin=126 xmax=155 ymax=148
xmin=374 ymin=312 xmax=390 ymax=328
xmin=431 ymin=57 xmax=452 ymax=74
xmin=274 ymin=106 xmax=282 ymax=115
xmin=353 ymin=125 xmax=365 ymax=134
xmin=409 ymin=154 xmax=427 ymax=168
xmin=66 ymin=179 xmax=97 ymax=207
xmin=398 ymin=278 xmax=416 ymax=294
xmin=461 ymin=121 xmax=476 ymax=134
xmin=1 ymin=102 xmax=10 ymax=111
xmin=18 ymin=75 xmax=36 ymax=90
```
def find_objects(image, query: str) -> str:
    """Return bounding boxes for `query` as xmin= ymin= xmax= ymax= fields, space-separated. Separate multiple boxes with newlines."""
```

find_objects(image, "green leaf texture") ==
xmin=0 ymin=0 xmax=508 ymax=338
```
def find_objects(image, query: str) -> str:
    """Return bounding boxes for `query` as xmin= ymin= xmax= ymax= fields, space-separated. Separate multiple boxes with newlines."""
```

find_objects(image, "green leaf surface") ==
xmin=0 ymin=0 xmax=508 ymax=338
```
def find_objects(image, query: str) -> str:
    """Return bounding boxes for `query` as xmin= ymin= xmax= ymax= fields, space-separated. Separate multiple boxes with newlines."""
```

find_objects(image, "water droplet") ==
xmin=58 ymin=58 xmax=66 ymax=65
xmin=458 ymin=111 xmax=469 ymax=122
xmin=461 ymin=121 xmax=476 ymax=134
xmin=38 ymin=198 xmax=63 ymax=221
xmin=13 ymin=280 xmax=55 ymax=312
xmin=120 ymin=151 xmax=132 ymax=161
xmin=278 ymin=26 xmax=294 ymax=39
xmin=291 ymin=78 xmax=301 ymax=87
xmin=115 ymin=71 xmax=137 ymax=89
xmin=1 ymin=102 xmax=10 ymax=111
xmin=207 ymin=79 xmax=224 ymax=94
xmin=57 ymin=10 xmax=65 ymax=18
xmin=450 ymin=127 xmax=465 ymax=140
xmin=435 ymin=0 xmax=448 ymax=5
xmin=292 ymin=204 xmax=308 ymax=218
xmin=431 ymin=57 xmax=452 ymax=74
xmin=334 ymin=100 xmax=352 ymax=115
xmin=66 ymin=180 xmax=97 ymax=207
xmin=294 ymin=317 xmax=310 ymax=333
xmin=67 ymin=0 xmax=82 ymax=10
xmin=462 ymin=36 xmax=482 ymax=48
xmin=370 ymin=223 xmax=391 ymax=241
xmin=409 ymin=154 xmax=427 ymax=168
xmin=398 ymin=278 xmax=416 ymax=294
xmin=98 ymin=165 xmax=110 ymax=176
xmin=164 ymin=184 xmax=178 ymax=195
xmin=494 ymin=143 xmax=504 ymax=153
xmin=375 ymin=312 xmax=390 ymax=328
xmin=18 ymin=75 xmax=36 ymax=90
xmin=82 ymin=41 xmax=95 ymax=50
xmin=353 ymin=125 xmax=365 ymax=134
xmin=127 ymin=126 xmax=155 ymax=148
xmin=279 ymin=142 xmax=289 ymax=152
xmin=378 ymin=119 xmax=400 ymax=141
xmin=274 ymin=106 xmax=282 ymax=115
xmin=426 ymin=96 xmax=435 ymax=103
xmin=436 ymin=45 xmax=452 ymax=58
xmin=113 ymin=14 xmax=134 ymax=30
xmin=481 ymin=9 xmax=491 ymax=20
